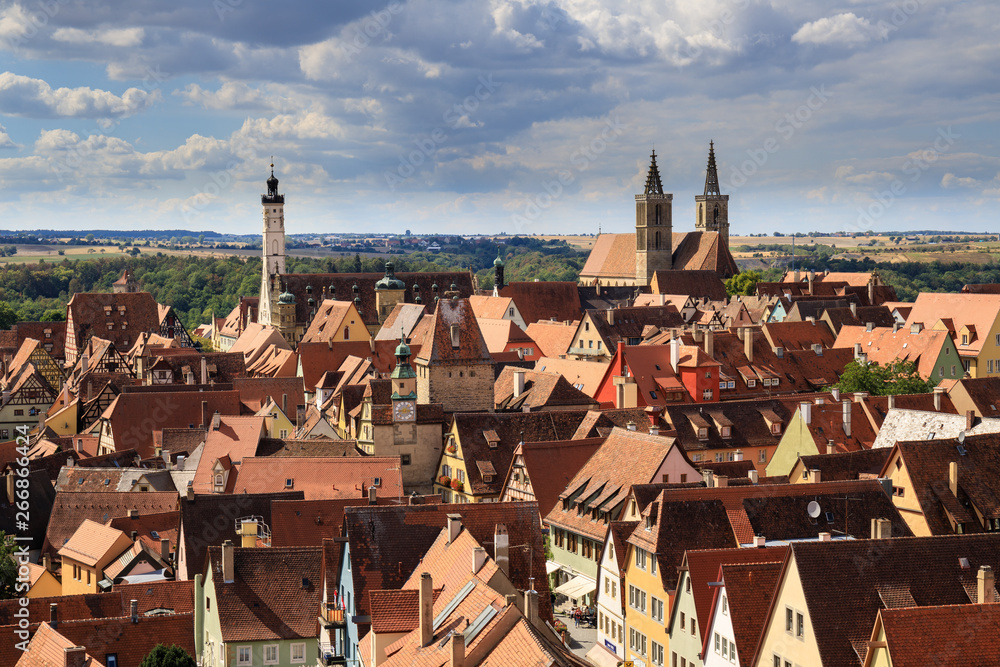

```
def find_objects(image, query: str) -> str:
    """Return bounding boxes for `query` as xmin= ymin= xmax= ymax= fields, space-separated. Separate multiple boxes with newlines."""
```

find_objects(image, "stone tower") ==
xmin=695 ymin=141 xmax=730 ymax=248
xmin=374 ymin=261 xmax=406 ymax=324
xmin=635 ymin=150 xmax=673 ymax=285
xmin=259 ymin=162 xmax=286 ymax=326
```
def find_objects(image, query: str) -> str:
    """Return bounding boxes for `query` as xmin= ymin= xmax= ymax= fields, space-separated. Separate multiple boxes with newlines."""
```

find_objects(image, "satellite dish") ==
xmin=807 ymin=501 xmax=822 ymax=519
xmin=958 ymin=431 xmax=966 ymax=444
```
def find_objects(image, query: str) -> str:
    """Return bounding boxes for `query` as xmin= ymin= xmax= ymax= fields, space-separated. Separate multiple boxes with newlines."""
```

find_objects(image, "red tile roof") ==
xmin=874 ymin=603 xmax=1000 ymax=666
xmin=233 ymin=456 xmax=404 ymax=499
xmin=499 ymin=282 xmax=583 ymax=326
xmin=43 ymin=491 xmax=178 ymax=557
xmin=414 ymin=298 xmax=492 ymax=364
xmin=13 ymin=622 xmax=101 ymax=667
xmin=503 ymin=439 xmax=604 ymax=520
xmin=524 ymin=321 xmax=578 ymax=358
xmin=111 ymin=579 xmax=194 ymax=615
xmin=269 ymin=497 xmax=413 ymax=547
xmin=714 ymin=561 xmax=783 ymax=667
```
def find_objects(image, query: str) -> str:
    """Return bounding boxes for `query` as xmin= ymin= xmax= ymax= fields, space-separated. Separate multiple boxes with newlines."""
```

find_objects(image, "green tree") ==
xmin=835 ymin=358 xmax=934 ymax=396
xmin=725 ymin=270 xmax=762 ymax=297
xmin=0 ymin=301 xmax=17 ymax=329
xmin=40 ymin=308 xmax=65 ymax=322
xmin=85 ymin=233 xmax=95 ymax=243
xmin=139 ymin=644 xmax=197 ymax=667
xmin=0 ymin=532 xmax=18 ymax=600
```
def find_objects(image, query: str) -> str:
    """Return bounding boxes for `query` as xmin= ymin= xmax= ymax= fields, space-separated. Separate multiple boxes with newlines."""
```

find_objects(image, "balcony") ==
xmin=318 ymin=606 xmax=346 ymax=629
xmin=317 ymin=641 xmax=347 ymax=666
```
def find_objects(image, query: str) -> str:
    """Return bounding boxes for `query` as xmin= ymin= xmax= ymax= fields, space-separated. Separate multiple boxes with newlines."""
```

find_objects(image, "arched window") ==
xmin=714 ymin=204 xmax=720 ymax=223
xmin=272 ymin=240 xmax=278 ymax=255
xmin=655 ymin=231 xmax=660 ymax=249
xmin=344 ymin=326 xmax=350 ymax=340
xmin=655 ymin=205 xmax=661 ymax=225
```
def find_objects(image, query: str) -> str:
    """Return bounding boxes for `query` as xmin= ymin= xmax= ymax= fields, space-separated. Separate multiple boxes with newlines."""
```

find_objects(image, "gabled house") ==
xmin=903 ymin=292 xmax=1000 ymax=377
xmin=765 ymin=397 xmax=878 ymax=477
xmin=0 ymin=362 xmax=58 ymax=440
xmin=476 ymin=318 xmax=539 ymax=361
xmin=595 ymin=339 xmax=721 ymax=408
xmin=57 ymin=519 xmax=134 ymax=595
xmin=568 ymin=306 xmax=684 ymax=361
xmin=4 ymin=337 xmax=64 ymax=393
xmin=231 ymin=456 xmax=403 ymax=500
xmin=414 ymin=298 xmax=494 ymax=412
xmin=546 ymin=428 xmax=697 ymax=607
xmin=591 ymin=520 xmax=637 ymax=664
xmin=834 ymin=322 xmax=961 ymax=384
xmin=701 ymin=561 xmax=785 ymax=667
xmin=524 ymin=320 xmax=579 ymax=358
xmin=861 ymin=601 xmax=1000 ymax=667
xmin=493 ymin=367 xmax=600 ymax=412
xmin=499 ymin=438 xmax=604 ymax=525
xmin=468 ymin=294 xmax=527 ymax=329
xmin=300 ymin=299 xmax=370 ymax=345
xmin=196 ymin=542 xmax=322 ymax=667
xmin=945 ymin=376 xmax=1000 ymax=418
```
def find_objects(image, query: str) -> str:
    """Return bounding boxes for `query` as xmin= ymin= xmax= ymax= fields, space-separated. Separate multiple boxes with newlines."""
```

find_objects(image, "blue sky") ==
xmin=0 ymin=0 xmax=996 ymax=236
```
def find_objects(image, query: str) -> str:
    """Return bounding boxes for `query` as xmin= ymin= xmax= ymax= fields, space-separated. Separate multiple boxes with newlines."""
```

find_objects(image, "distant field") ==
xmin=0 ymin=243 xmax=394 ymax=265
xmin=538 ymin=235 xmax=596 ymax=250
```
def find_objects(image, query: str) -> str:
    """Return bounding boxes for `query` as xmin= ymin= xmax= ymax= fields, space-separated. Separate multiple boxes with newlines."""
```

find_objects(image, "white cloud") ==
xmin=0 ymin=72 xmax=160 ymax=118
xmin=941 ymin=172 xmax=980 ymax=189
xmin=792 ymin=13 xmax=877 ymax=47
xmin=51 ymin=27 xmax=144 ymax=47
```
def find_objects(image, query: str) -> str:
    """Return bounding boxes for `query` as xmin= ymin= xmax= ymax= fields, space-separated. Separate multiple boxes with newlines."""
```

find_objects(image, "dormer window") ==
xmin=962 ymin=334 xmax=969 ymax=345
xmin=697 ymin=427 xmax=709 ymax=440
xmin=771 ymin=423 xmax=781 ymax=435
xmin=721 ymin=426 xmax=731 ymax=438
xmin=285 ymin=478 xmax=294 ymax=488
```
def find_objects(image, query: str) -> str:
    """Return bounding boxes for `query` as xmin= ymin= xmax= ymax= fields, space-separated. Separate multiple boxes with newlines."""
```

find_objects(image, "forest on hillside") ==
xmin=0 ymin=237 xmax=587 ymax=330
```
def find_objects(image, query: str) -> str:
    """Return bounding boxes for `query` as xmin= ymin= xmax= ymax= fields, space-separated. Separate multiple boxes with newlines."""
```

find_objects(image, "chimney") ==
xmin=827 ymin=440 xmax=835 ymax=455
xmin=870 ymin=518 xmax=892 ymax=539
xmin=911 ymin=322 xmax=923 ymax=334
xmin=807 ymin=270 xmax=815 ymax=295
xmin=43 ymin=553 xmax=51 ymax=572
xmin=978 ymin=566 xmax=996 ymax=604
xmin=670 ymin=337 xmax=680 ymax=373
xmin=419 ymin=573 xmax=434 ymax=648
xmin=949 ymin=461 xmax=959 ymax=497
xmin=893 ymin=321 xmax=901 ymax=333
xmin=850 ymin=301 xmax=857 ymax=316
xmin=296 ymin=405 xmax=305 ymax=432
xmin=449 ymin=631 xmax=465 ymax=667
xmin=200 ymin=357 xmax=207 ymax=385
xmin=626 ymin=421 xmax=637 ymax=432
xmin=737 ymin=327 xmax=745 ymax=341
xmin=854 ymin=343 xmax=862 ymax=359
xmin=704 ymin=329 xmax=714 ymax=358
xmin=703 ymin=469 xmax=715 ymax=488
xmin=810 ymin=469 xmax=821 ymax=483
xmin=525 ymin=589 xmax=539 ymax=626
xmin=163 ymin=449 xmax=172 ymax=471
xmin=800 ymin=401 xmax=812 ymax=426
xmin=87 ymin=381 xmax=93 ymax=403
xmin=513 ymin=370 xmax=526 ymax=398
xmin=130 ymin=599 xmax=138 ymax=623
xmin=494 ymin=523 xmax=510 ymax=575
xmin=793 ymin=269 xmax=800 ymax=283
xmin=966 ymin=410 xmax=975 ymax=431
xmin=450 ymin=324 xmax=460 ymax=348
xmin=744 ymin=329 xmax=754 ymax=363
xmin=130 ymin=530 xmax=138 ymax=542
xmin=843 ymin=400 xmax=852 ymax=438
xmin=50 ymin=603 xmax=58 ymax=628
xmin=606 ymin=308 xmax=614 ymax=326
xmin=868 ymin=280 xmax=875 ymax=305
xmin=734 ymin=449 xmax=743 ymax=461
xmin=368 ymin=485 xmax=377 ymax=505
xmin=222 ymin=540 xmax=234 ymax=583
xmin=747 ymin=469 xmax=759 ymax=484
xmin=818 ymin=532 xmax=831 ymax=542
xmin=658 ymin=293 xmax=665 ymax=306
xmin=63 ymin=647 xmax=88 ymax=667
xmin=933 ymin=386 xmax=945 ymax=411
xmin=160 ymin=538 xmax=170 ymax=563
xmin=282 ymin=393 xmax=288 ymax=416
xmin=887 ymin=394 xmax=895 ymax=410
xmin=716 ymin=475 xmax=728 ymax=488
xmin=81 ymin=353 xmax=89 ymax=374
xmin=812 ymin=343 xmax=823 ymax=356
xmin=201 ymin=400 xmax=208 ymax=429
xmin=212 ymin=411 xmax=221 ymax=431
xmin=754 ymin=535 xmax=766 ymax=548
xmin=775 ymin=346 xmax=784 ymax=359
xmin=186 ymin=480 xmax=194 ymax=501
xmin=447 ymin=513 xmax=462 ymax=544
xmin=852 ymin=392 xmax=869 ymax=403
xmin=128 ymin=507 xmax=139 ymax=519
xmin=472 ymin=547 xmax=487 ymax=574
xmin=831 ymin=387 xmax=840 ymax=402
xmin=692 ymin=325 xmax=703 ymax=343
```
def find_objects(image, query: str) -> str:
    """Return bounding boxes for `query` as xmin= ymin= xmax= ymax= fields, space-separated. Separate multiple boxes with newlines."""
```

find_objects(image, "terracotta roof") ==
xmin=533 ymin=356 xmax=608 ymax=397
xmin=888 ymin=432 xmax=1000 ymax=535
xmin=874 ymin=603 xmax=1000 ymax=666
xmin=499 ymin=282 xmax=583 ymax=326
xmin=269 ymin=496 xmax=416 ymax=547
xmin=111 ymin=579 xmax=194 ymax=615
xmin=368 ymin=587 xmax=443 ymax=633
xmin=477 ymin=318 xmax=536 ymax=355
xmin=44 ymin=491 xmax=177 ymax=557
xmin=683 ymin=546 xmax=787 ymax=651
xmin=649 ymin=270 xmax=728 ymax=300
xmin=783 ymin=533 xmax=1000 ymax=667
xmin=107 ymin=510 xmax=179 ymax=558
xmin=0 ymin=592 xmax=123 ymax=628
xmin=58 ymin=519 xmax=131 ymax=567
xmin=951 ymin=377 xmax=1000 ymax=418
xmin=665 ymin=399 xmax=792 ymax=454
xmin=66 ymin=291 xmax=167 ymax=364
xmin=792 ymin=448 xmax=892 ymax=482
xmin=414 ymin=298 xmax=492 ymax=364
xmin=258 ymin=436 xmax=362 ymax=457
xmin=494 ymin=368 xmax=599 ymax=411
xmin=232 ymin=376 xmax=304 ymax=413
xmin=761 ymin=320 xmax=835 ymax=352
xmin=13 ymin=622 xmax=101 ymax=667
xmin=834 ymin=324 xmax=954 ymax=379
xmin=207 ymin=545 xmax=322 ymax=642
xmin=505 ymin=439 xmax=604 ymax=519
xmin=8 ymin=321 xmax=67 ymax=360
xmin=580 ymin=232 xmax=738 ymax=280
xmin=343 ymin=502 xmax=552 ymax=622
xmin=177 ymin=490 xmax=303 ymax=581
xmin=191 ymin=415 xmax=266 ymax=493
xmin=904 ymin=292 xmax=1000 ymax=356
xmin=300 ymin=300 xmax=356 ymax=344
xmin=546 ymin=427 xmax=680 ymax=541
xmin=468 ymin=294 xmax=518 ymax=321
xmin=715 ymin=561 xmax=784 ymax=667
xmin=0 ymin=469 xmax=55 ymax=550
xmin=451 ymin=411 xmax=589 ymax=496
xmin=523 ymin=321 xmax=578 ymax=358
xmin=375 ymin=303 xmax=426 ymax=341
xmin=233 ymin=456 xmax=404 ymax=499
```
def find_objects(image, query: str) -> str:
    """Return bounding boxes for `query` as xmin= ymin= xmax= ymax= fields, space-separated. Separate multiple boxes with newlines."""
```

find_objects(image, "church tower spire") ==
xmin=260 ymin=159 xmax=286 ymax=326
xmin=635 ymin=149 xmax=673 ymax=285
xmin=695 ymin=141 xmax=730 ymax=248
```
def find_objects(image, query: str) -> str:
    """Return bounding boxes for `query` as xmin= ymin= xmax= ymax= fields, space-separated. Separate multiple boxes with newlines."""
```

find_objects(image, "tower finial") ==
xmin=644 ymin=149 xmax=664 ymax=195
xmin=704 ymin=140 xmax=721 ymax=196
xmin=270 ymin=156 xmax=274 ymax=175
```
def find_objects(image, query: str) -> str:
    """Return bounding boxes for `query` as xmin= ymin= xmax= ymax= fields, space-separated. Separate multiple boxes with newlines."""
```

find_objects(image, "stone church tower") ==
xmin=695 ymin=141 xmax=730 ymax=247
xmin=259 ymin=163 xmax=286 ymax=326
xmin=635 ymin=150 xmax=673 ymax=285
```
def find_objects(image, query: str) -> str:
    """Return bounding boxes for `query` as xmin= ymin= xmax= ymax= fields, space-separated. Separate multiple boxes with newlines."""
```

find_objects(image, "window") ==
xmin=651 ymin=641 xmax=664 ymax=666
xmin=686 ymin=577 xmax=691 ymax=594
xmin=703 ymin=389 xmax=713 ymax=400
xmin=785 ymin=607 xmax=793 ymax=633
xmin=952 ymin=365 xmax=956 ymax=377
xmin=237 ymin=647 xmax=252 ymax=666
xmin=651 ymin=597 xmax=663 ymax=622
xmin=13 ymin=409 xmax=22 ymax=416
xmin=291 ymin=643 xmax=306 ymax=663
xmin=962 ymin=334 xmax=968 ymax=345
xmin=628 ymin=585 xmax=646 ymax=613
xmin=264 ymin=644 xmax=279 ymax=664
xmin=723 ymin=595 xmax=728 ymax=614
xmin=759 ymin=449 xmax=767 ymax=463
xmin=691 ymin=619 xmax=696 ymax=637
xmin=893 ymin=486 xmax=905 ymax=497
xmin=105 ymin=657 xmax=117 ymax=667
xmin=796 ymin=612 xmax=804 ymax=638
xmin=651 ymin=558 xmax=656 ymax=575
xmin=206 ymin=597 xmax=211 ymax=611
xmin=635 ymin=548 xmax=646 ymax=570
xmin=715 ymin=633 xmax=721 ymax=653
xmin=747 ymin=379 xmax=756 ymax=388
xmin=401 ymin=454 xmax=411 ymax=465
xmin=680 ymin=611 xmax=686 ymax=630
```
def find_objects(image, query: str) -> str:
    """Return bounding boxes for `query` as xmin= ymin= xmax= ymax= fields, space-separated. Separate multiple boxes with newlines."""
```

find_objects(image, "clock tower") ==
xmin=260 ymin=161 xmax=286 ymax=326
xmin=391 ymin=334 xmax=417 ymax=422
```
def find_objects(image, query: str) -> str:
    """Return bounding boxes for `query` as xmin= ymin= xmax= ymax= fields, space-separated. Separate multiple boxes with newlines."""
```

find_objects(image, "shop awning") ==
xmin=545 ymin=560 xmax=562 ymax=575
xmin=554 ymin=574 xmax=596 ymax=599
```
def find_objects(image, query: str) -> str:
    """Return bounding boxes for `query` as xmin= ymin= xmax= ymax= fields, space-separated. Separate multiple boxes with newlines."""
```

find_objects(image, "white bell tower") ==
xmin=259 ymin=160 xmax=286 ymax=325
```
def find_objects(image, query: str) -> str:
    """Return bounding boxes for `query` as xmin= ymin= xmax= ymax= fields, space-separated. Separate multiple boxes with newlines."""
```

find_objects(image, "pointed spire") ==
xmin=704 ymin=140 xmax=721 ymax=196
xmin=644 ymin=149 xmax=664 ymax=195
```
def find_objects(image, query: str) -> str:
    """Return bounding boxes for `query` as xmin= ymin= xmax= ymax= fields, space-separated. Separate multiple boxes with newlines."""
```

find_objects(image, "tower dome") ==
xmin=375 ymin=261 xmax=405 ymax=290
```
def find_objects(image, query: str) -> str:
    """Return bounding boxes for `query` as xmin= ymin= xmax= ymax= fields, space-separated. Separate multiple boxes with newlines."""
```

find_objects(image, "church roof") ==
xmin=580 ymin=231 xmax=738 ymax=281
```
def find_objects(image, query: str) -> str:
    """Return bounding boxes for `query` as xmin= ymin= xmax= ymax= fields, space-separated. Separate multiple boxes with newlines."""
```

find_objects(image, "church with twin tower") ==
xmin=579 ymin=142 xmax=737 ymax=287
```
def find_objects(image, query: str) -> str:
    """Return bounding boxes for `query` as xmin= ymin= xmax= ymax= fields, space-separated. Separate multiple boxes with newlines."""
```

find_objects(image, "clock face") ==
xmin=393 ymin=400 xmax=416 ymax=422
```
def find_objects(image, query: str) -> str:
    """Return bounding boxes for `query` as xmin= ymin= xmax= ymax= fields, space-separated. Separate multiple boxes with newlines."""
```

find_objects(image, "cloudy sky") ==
xmin=0 ymin=0 xmax=996 ymax=236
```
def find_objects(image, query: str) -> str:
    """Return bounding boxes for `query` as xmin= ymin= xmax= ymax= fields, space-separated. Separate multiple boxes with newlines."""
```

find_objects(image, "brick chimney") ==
xmin=472 ymin=547 xmax=487 ymax=575
xmin=966 ymin=410 xmax=976 ymax=431
xmin=449 ymin=631 xmax=465 ymax=667
xmin=420 ymin=573 xmax=434 ymax=647
xmin=64 ymin=647 xmax=88 ymax=667
xmin=222 ymin=540 xmax=234 ymax=583
xmin=870 ymin=518 xmax=892 ymax=539
xmin=978 ymin=565 xmax=996 ymax=604
xmin=933 ymin=386 xmax=944 ymax=411
xmin=494 ymin=524 xmax=509 ymax=575
xmin=50 ymin=603 xmax=58 ymax=629
xmin=447 ymin=514 xmax=462 ymax=544
xmin=130 ymin=599 xmax=138 ymax=623
xmin=716 ymin=475 xmax=728 ymax=488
